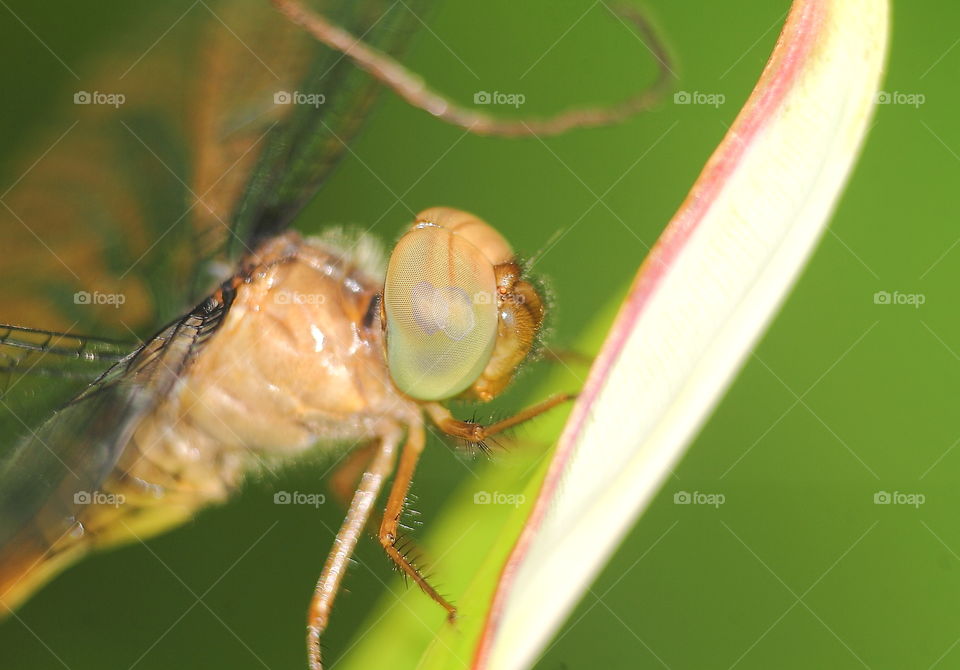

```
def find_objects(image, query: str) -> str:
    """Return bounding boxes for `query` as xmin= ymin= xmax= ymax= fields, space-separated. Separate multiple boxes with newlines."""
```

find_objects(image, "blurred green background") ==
xmin=0 ymin=0 xmax=955 ymax=668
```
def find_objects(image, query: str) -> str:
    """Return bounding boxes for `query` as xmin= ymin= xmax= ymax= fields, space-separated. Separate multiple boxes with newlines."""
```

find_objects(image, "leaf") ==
xmin=477 ymin=1 xmax=889 ymax=668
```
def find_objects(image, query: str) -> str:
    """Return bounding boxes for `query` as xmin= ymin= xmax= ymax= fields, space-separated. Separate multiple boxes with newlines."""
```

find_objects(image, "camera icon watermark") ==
xmin=473 ymin=290 xmax=524 ymax=306
xmin=274 ymin=490 xmax=326 ymax=508
xmin=74 ymin=90 xmax=125 ymax=108
xmin=74 ymin=490 xmax=125 ymax=507
xmin=875 ymin=90 xmax=925 ymax=108
xmin=872 ymin=290 xmax=925 ymax=308
xmin=473 ymin=90 xmax=526 ymax=109
xmin=673 ymin=90 xmax=725 ymax=108
xmin=673 ymin=490 xmax=725 ymax=508
xmin=74 ymin=290 xmax=126 ymax=308
xmin=474 ymin=490 xmax=526 ymax=508
xmin=274 ymin=290 xmax=326 ymax=305
xmin=274 ymin=90 xmax=326 ymax=108
xmin=873 ymin=490 xmax=925 ymax=508
xmin=473 ymin=290 xmax=492 ymax=305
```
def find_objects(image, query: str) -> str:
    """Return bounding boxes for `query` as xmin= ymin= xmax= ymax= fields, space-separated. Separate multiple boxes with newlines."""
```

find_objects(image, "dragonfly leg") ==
xmin=377 ymin=414 xmax=457 ymax=621
xmin=425 ymin=393 xmax=575 ymax=445
xmin=328 ymin=440 xmax=378 ymax=509
xmin=272 ymin=0 xmax=674 ymax=137
xmin=307 ymin=424 xmax=402 ymax=670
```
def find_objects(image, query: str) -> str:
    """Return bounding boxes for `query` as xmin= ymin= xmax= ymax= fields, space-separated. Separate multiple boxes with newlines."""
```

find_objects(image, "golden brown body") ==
xmin=120 ymin=230 xmax=411 ymax=502
xmin=0 ymin=230 xmax=415 ymax=610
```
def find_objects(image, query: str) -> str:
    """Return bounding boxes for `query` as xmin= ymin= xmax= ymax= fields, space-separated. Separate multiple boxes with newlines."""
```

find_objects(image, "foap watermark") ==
xmin=274 ymin=90 xmax=326 ymax=108
xmin=474 ymin=490 xmax=526 ymax=508
xmin=74 ymin=290 xmax=126 ymax=308
xmin=873 ymin=291 xmax=925 ymax=308
xmin=274 ymin=490 xmax=326 ymax=508
xmin=472 ymin=290 xmax=525 ymax=306
xmin=74 ymin=90 xmax=125 ymax=108
xmin=274 ymin=290 xmax=326 ymax=305
xmin=874 ymin=490 xmax=925 ymax=508
xmin=876 ymin=90 xmax=925 ymax=108
xmin=673 ymin=490 xmax=725 ymax=508
xmin=473 ymin=90 xmax=526 ymax=109
xmin=74 ymin=490 xmax=125 ymax=507
xmin=674 ymin=90 xmax=725 ymax=108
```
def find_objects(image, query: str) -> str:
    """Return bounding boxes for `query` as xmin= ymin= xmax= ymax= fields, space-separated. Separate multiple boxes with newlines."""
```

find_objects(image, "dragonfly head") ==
xmin=382 ymin=207 xmax=545 ymax=402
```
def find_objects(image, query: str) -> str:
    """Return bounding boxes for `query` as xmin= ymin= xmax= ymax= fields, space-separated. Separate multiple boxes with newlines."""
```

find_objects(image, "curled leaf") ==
xmin=477 ymin=1 xmax=889 ymax=668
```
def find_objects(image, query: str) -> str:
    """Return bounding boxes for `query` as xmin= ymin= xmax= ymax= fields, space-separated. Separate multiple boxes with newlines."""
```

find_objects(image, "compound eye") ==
xmin=384 ymin=223 xmax=498 ymax=400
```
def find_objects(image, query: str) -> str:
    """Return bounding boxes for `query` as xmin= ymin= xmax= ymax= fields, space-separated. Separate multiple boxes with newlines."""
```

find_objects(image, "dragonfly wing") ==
xmin=225 ymin=0 xmax=432 ymax=254
xmin=0 ymin=325 xmax=133 ymax=467
xmin=0 ymin=0 xmax=429 ymax=609
xmin=0 ymin=364 xmax=151 ymax=608
xmin=3 ymin=0 xmax=429 ymax=329
xmin=0 ymin=289 xmax=233 ymax=610
xmin=0 ymin=324 xmax=129 ymax=380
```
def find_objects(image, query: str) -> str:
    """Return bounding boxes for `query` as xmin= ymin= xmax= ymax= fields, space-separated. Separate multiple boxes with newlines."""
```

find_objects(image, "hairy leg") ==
xmin=377 ymin=414 xmax=457 ymax=619
xmin=307 ymin=424 xmax=402 ymax=670
xmin=425 ymin=393 xmax=575 ymax=444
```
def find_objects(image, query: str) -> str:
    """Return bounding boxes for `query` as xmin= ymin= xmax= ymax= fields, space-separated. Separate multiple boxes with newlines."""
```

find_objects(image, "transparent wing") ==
xmin=225 ymin=0 xmax=430 ymax=254
xmin=0 ymin=0 xmax=429 ymax=606
xmin=0 ymin=0 xmax=427 ymax=410
xmin=1 ymin=1 xmax=299 ymax=333
xmin=0 ymin=289 xmax=233 ymax=603
xmin=0 ymin=324 xmax=129 ymax=380
xmin=0 ymin=325 xmax=134 ymax=464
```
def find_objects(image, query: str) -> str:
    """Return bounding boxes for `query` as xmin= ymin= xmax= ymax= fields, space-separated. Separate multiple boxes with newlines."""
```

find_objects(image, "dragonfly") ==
xmin=0 ymin=1 xmax=671 ymax=667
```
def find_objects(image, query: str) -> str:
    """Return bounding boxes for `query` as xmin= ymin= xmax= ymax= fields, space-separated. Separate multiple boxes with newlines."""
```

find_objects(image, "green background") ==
xmin=0 ymin=1 xmax=955 ymax=668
